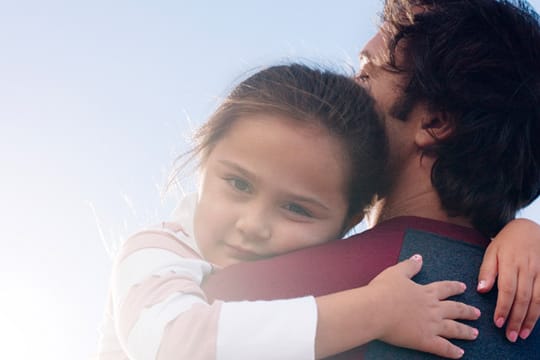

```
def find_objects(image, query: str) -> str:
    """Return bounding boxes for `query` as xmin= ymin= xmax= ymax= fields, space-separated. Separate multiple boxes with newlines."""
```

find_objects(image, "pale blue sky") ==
xmin=1 ymin=1 xmax=539 ymax=359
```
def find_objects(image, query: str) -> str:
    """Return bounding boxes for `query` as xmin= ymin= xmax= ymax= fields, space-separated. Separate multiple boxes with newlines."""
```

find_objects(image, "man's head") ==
xmin=360 ymin=0 xmax=540 ymax=236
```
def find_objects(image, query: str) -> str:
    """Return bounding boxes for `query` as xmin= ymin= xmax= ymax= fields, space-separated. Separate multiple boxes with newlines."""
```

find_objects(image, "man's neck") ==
xmin=369 ymin=156 xmax=471 ymax=228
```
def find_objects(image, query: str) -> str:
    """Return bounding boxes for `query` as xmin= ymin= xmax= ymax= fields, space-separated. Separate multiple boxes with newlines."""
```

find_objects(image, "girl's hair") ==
xmin=181 ymin=63 xmax=387 ymax=221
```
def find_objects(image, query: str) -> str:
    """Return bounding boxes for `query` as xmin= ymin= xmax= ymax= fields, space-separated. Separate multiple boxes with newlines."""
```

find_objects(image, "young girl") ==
xmin=97 ymin=64 xmax=538 ymax=360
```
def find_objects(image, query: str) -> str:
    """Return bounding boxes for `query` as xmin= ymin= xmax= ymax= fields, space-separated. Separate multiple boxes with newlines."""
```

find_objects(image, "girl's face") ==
xmin=194 ymin=114 xmax=351 ymax=267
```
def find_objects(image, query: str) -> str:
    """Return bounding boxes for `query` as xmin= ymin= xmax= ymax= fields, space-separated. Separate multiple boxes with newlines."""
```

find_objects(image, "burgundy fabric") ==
xmin=202 ymin=216 xmax=489 ymax=358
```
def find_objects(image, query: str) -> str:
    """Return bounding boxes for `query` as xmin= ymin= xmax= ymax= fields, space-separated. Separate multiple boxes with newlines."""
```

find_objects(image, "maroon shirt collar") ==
xmin=372 ymin=216 xmax=491 ymax=248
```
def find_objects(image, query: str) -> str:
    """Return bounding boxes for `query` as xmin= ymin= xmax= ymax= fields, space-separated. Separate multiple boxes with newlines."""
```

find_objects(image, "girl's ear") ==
xmin=414 ymin=106 xmax=454 ymax=148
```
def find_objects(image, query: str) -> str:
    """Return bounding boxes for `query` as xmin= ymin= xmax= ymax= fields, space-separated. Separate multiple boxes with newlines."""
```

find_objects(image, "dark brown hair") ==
xmin=180 ymin=63 xmax=387 ymax=223
xmin=382 ymin=0 xmax=540 ymax=236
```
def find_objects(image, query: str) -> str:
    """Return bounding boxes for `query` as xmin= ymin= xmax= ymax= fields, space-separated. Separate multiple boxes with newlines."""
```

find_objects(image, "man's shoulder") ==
xmin=364 ymin=227 xmax=538 ymax=359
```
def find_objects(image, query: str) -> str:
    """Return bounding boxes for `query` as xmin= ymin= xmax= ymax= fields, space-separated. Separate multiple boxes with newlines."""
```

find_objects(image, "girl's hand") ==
xmin=372 ymin=255 xmax=480 ymax=359
xmin=477 ymin=218 xmax=540 ymax=342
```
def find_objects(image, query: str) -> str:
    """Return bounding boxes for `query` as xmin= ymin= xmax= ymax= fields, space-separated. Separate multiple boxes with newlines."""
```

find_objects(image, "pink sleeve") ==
xmin=157 ymin=302 xmax=222 ymax=359
xmin=111 ymin=229 xmax=223 ymax=360
xmin=112 ymin=228 xmax=318 ymax=360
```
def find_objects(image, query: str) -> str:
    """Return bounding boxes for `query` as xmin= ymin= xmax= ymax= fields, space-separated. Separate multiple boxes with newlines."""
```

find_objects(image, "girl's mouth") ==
xmin=224 ymin=243 xmax=262 ymax=261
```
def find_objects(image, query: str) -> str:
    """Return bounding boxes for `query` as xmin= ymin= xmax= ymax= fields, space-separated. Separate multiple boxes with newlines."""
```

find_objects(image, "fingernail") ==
xmin=472 ymin=328 xmax=479 ymax=338
xmin=520 ymin=328 xmax=531 ymax=340
xmin=461 ymin=282 xmax=467 ymax=291
xmin=508 ymin=331 xmax=518 ymax=343
xmin=495 ymin=317 xmax=505 ymax=328
xmin=474 ymin=308 xmax=481 ymax=317
xmin=477 ymin=280 xmax=487 ymax=291
xmin=411 ymin=254 xmax=422 ymax=262
xmin=458 ymin=348 xmax=465 ymax=357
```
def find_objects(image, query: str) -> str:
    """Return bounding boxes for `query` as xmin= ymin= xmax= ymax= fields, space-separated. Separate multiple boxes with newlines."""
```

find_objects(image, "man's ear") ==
xmin=414 ymin=107 xmax=454 ymax=148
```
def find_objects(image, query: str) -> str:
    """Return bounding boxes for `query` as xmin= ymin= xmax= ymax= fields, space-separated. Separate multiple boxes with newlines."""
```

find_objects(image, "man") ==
xmin=203 ymin=0 xmax=540 ymax=358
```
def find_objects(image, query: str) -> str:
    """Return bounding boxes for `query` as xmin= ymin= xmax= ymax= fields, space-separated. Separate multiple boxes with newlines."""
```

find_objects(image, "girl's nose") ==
xmin=235 ymin=211 xmax=271 ymax=242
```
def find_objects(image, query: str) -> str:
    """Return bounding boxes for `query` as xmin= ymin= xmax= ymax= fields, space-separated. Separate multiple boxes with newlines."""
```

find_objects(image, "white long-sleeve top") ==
xmin=96 ymin=193 xmax=318 ymax=360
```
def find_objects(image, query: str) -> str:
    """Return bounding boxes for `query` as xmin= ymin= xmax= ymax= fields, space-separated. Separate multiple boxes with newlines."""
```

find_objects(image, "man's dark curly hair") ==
xmin=382 ymin=0 xmax=540 ymax=236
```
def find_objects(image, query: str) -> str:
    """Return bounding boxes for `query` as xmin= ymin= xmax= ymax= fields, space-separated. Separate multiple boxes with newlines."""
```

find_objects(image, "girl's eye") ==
xmin=226 ymin=178 xmax=251 ymax=193
xmin=283 ymin=203 xmax=312 ymax=217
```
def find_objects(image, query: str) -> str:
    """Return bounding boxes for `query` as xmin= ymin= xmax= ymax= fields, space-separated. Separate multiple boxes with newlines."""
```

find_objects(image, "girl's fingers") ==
xmin=426 ymin=281 xmax=467 ymax=300
xmin=440 ymin=300 xmax=481 ymax=321
xmin=505 ymin=267 xmax=532 ymax=342
xmin=494 ymin=260 xmax=518 ymax=329
xmin=438 ymin=319 xmax=479 ymax=341
xmin=397 ymin=254 xmax=424 ymax=278
xmin=477 ymin=243 xmax=498 ymax=293
xmin=520 ymin=277 xmax=540 ymax=339
xmin=424 ymin=336 xmax=465 ymax=359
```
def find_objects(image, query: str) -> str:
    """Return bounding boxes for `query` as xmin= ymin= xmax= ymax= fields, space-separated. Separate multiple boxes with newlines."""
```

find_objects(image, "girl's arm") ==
xmin=111 ymin=227 xmax=479 ymax=360
xmin=477 ymin=218 xmax=540 ymax=342
xmin=110 ymin=228 xmax=318 ymax=360
xmin=109 ymin=228 xmax=224 ymax=359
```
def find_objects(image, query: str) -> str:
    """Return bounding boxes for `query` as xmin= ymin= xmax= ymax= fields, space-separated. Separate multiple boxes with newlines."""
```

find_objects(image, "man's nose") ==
xmin=235 ymin=208 xmax=271 ymax=242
